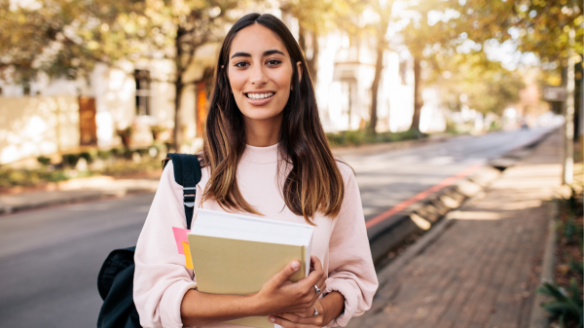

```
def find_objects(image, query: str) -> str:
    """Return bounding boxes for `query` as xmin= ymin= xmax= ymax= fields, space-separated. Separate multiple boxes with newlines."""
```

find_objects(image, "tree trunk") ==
xmin=298 ymin=26 xmax=318 ymax=84
xmin=369 ymin=41 xmax=384 ymax=136
xmin=174 ymin=75 xmax=183 ymax=152
xmin=562 ymin=29 xmax=575 ymax=185
xmin=298 ymin=25 xmax=306 ymax=53
xmin=410 ymin=55 xmax=424 ymax=134
xmin=306 ymin=31 xmax=319 ymax=84
xmin=173 ymin=28 xmax=186 ymax=152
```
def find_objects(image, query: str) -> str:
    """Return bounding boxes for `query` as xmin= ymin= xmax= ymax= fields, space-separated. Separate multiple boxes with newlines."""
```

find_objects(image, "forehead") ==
xmin=229 ymin=23 xmax=289 ymax=58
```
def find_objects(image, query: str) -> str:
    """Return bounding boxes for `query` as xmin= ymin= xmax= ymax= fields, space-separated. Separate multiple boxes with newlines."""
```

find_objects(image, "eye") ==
xmin=266 ymin=59 xmax=282 ymax=66
xmin=234 ymin=61 xmax=249 ymax=68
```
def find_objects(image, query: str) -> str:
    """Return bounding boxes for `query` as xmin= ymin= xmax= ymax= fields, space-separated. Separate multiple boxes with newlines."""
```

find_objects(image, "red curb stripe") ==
xmin=365 ymin=164 xmax=483 ymax=229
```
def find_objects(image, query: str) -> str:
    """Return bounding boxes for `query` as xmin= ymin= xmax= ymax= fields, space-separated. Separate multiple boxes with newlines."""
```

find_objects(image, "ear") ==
xmin=296 ymin=61 xmax=303 ymax=83
xmin=292 ymin=61 xmax=303 ymax=90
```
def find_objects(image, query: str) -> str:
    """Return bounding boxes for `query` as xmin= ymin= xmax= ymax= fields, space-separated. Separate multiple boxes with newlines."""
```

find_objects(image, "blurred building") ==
xmin=0 ymin=42 xmax=219 ymax=165
xmin=0 ymin=10 xmax=449 ymax=166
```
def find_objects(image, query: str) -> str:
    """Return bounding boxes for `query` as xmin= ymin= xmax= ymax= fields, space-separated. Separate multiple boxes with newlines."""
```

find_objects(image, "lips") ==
xmin=244 ymin=91 xmax=276 ymax=106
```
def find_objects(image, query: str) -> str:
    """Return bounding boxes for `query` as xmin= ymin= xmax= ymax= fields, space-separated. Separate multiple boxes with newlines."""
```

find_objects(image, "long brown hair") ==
xmin=202 ymin=13 xmax=344 ymax=223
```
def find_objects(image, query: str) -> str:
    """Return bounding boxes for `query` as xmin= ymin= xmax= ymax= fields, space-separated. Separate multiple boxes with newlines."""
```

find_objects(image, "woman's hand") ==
xmin=269 ymin=292 xmax=345 ymax=328
xmin=252 ymin=255 xmax=327 ymax=316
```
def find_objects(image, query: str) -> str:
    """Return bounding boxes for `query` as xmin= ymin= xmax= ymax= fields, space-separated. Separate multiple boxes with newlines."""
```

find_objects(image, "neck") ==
xmin=244 ymin=113 xmax=283 ymax=147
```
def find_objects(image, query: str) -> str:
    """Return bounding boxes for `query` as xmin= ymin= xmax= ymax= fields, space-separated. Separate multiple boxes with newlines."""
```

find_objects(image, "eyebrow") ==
xmin=230 ymin=49 xmax=285 ymax=59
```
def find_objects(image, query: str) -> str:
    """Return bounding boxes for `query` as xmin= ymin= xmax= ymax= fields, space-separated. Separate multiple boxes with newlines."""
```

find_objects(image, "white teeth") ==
xmin=247 ymin=92 xmax=274 ymax=99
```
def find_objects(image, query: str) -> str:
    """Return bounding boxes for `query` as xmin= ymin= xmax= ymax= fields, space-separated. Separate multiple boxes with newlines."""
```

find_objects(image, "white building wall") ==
xmin=419 ymin=87 xmax=447 ymax=133
xmin=0 ymin=96 xmax=79 ymax=165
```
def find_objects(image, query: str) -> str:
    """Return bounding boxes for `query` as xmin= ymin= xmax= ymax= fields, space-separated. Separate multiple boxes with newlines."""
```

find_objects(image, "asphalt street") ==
xmin=346 ymin=127 xmax=555 ymax=239
xmin=0 ymin=127 xmax=555 ymax=327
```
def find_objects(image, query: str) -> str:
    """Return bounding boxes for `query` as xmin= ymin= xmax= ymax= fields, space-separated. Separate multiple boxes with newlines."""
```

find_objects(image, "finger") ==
xmin=270 ymin=314 xmax=320 ymax=328
xmin=315 ymin=276 xmax=326 ymax=294
xmin=276 ymin=305 xmax=313 ymax=319
xmin=301 ymin=258 xmax=325 ymax=288
xmin=276 ymin=312 xmax=321 ymax=325
xmin=305 ymin=281 xmax=325 ymax=305
xmin=310 ymin=255 xmax=323 ymax=272
xmin=269 ymin=260 xmax=301 ymax=288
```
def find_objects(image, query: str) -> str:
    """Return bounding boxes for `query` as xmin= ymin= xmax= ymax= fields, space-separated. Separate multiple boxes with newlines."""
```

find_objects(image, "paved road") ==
xmin=0 ymin=127 xmax=555 ymax=327
xmin=0 ymin=194 xmax=152 ymax=328
xmin=343 ymin=127 xmax=554 ymax=239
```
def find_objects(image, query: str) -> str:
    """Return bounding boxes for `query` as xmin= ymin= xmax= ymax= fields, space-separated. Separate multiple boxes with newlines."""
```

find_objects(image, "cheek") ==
xmin=274 ymin=68 xmax=294 ymax=91
xmin=228 ymin=71 xmax=245 ymax=93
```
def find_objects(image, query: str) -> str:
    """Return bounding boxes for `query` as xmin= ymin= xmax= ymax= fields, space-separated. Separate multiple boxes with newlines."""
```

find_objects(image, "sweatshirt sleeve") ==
xmin=323 ymin=163 xmax=379 ymax=327
xmin=134 ymin=161 xmax=198 ymax=328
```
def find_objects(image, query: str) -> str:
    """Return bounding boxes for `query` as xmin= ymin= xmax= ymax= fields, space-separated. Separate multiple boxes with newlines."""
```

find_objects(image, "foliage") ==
xmin=1 ymin=145 xmax=165 ymax=188
xmin=281 ymin=0 xmax=365 ymax=81
xmin=396 ymin=0 xmax=472 ymax=131
xmin=326 ymin=129 xmax=423 ymax=147
xmin=1 ymin=0 xmax=252 ymax=151
xmin=36 ymin=156 xmax=51 ymax=166
xmin=0 ymin=166 xmax=90 ymax=188
xmin=537 ymin=280 xmax=583 ymax=327
xmin=431 ymin=52 xmax=525 ymax=115
xmin=458 ymin=0 xmax=583 ymax=67
xmin=394 ymin=0 xmax=582 ymax=130
xmin=540 ymin=189 xmax=584 ymax=328
xmin=362 ymin=0 xmax=395 ymax=135
xmin=0 ymin=0 xmax=148 ymax=83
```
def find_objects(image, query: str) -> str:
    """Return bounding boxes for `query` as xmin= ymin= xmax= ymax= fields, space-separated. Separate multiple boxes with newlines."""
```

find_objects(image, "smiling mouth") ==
xmin=245 ymin=92 xmax=275 ymax=100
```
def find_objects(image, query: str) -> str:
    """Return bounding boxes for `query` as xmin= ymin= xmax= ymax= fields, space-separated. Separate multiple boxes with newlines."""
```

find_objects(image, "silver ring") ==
xmin=314 ymin=284 xmax=321 ymax=294
xmin=313 ymin=306 xmax=319 ymax=317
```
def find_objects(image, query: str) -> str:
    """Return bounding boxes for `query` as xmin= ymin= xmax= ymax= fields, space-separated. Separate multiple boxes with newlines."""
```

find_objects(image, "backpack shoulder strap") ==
xmin=164 ymin=153 xmax=202 ymax=229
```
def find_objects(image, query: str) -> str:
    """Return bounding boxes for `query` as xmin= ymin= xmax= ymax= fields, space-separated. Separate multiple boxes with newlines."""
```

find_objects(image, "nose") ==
xmin=249 ymin=64 xmax=268 ymax=87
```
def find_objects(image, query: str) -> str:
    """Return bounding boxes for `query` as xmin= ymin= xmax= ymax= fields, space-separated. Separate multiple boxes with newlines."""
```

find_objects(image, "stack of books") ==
xmin=184 ymin=209 xmax=314 ymax=328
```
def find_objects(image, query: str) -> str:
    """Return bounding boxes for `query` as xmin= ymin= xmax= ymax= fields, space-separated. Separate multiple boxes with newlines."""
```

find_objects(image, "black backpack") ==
xmin=97 ymin=153 xmax=202 ymax=328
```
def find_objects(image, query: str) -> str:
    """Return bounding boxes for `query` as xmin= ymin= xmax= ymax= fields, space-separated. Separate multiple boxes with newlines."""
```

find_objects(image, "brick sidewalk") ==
xmin=349 ymin=131 xmax=563 ymax=328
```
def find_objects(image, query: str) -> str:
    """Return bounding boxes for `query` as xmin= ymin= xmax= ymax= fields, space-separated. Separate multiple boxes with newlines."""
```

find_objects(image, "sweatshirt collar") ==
xmin=241 ymin=143 xmax=279 ymax=164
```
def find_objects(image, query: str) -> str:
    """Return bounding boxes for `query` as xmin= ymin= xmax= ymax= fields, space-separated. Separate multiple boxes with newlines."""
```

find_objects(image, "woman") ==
xmin=134 ymin=13 xmax=378 ymax=328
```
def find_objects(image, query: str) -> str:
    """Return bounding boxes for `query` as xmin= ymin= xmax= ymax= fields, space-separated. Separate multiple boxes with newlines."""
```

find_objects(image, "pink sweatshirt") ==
xmin=134 ymin=144 xmax=378 ymax=328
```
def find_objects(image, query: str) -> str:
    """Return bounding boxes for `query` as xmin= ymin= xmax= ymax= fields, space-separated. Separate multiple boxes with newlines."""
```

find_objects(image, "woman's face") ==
xmin=227 ymin=23 xmax=301 ymax=122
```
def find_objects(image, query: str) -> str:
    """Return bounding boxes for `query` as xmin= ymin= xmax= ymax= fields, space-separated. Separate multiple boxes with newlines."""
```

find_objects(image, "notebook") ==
xmin=187 ymin=209 xmax=314 ymax=328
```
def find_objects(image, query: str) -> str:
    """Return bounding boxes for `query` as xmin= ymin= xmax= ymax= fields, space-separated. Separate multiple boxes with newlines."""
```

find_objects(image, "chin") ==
xmin=243 ymin=110 xmax=282 ymax=121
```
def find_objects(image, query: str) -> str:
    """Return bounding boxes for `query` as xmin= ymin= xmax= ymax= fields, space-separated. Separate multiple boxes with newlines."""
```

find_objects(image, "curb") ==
xmin=369 ymin=166 xmax=501 ymax=264
xmin=369 ymin=128 xmax=557 ymax=266
xmin=0 ymin=179 xmax=159 ymax=215
xmin=0 ymin=190 xmax=125 ymax=214
xmin=528 ymin=200 xmax=558 ymax=328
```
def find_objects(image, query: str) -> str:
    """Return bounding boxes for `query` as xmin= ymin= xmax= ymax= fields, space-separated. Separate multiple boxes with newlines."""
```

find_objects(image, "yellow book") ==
xmin=187 ymin=209 xmax=314 ymax=328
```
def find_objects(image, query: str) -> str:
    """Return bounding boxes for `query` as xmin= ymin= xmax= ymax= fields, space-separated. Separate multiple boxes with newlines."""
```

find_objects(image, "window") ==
xmin=135 ymin=69 xmax=151 ymax=116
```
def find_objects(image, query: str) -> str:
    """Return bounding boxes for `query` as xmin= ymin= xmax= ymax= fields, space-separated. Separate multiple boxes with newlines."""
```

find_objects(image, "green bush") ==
xmin=326 ymin=129 xmax=425 ymax=147
xmin=37 ymin=156 xmax=51 ymax=166
xmin=62 ymin=154 xmax=80 ymax=167
xmin=537 ymin=279 xmax=583 ymax=327
xmin=97 ymin=150 xmax=112 ymax=160
xmin=0 ymin=167 xmax=72 ymax=188
xmin=79 ymin=149 xmax=98 ymax=163
xmin=0 ymin=144 xmax=170 ymax=188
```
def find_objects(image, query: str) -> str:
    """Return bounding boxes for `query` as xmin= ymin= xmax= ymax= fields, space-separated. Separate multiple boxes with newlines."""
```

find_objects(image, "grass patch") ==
xmin=326 ymin=129 xmax=425 ymax=147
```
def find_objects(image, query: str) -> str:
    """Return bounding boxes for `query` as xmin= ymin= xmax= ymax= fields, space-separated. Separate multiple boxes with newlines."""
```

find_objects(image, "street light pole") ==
xmin=562 ymin=28 xmax=575 ymax=185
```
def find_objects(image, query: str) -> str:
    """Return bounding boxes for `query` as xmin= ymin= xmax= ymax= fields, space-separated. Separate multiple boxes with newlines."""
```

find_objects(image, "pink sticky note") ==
xmin=172 ymin=227 xmax=190 ymax=255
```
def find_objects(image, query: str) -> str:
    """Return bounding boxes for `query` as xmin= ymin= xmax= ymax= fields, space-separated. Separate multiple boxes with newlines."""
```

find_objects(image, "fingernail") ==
xmin=269 ymin=316 xmax=275 ymax=323
xmin=291 ymin=261 xmax=300 ymax=271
